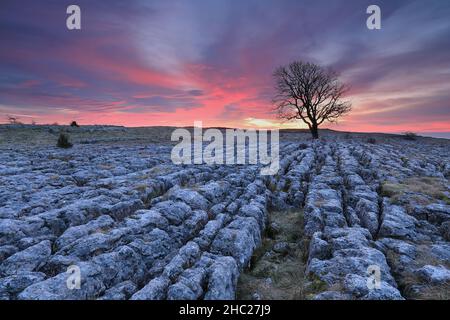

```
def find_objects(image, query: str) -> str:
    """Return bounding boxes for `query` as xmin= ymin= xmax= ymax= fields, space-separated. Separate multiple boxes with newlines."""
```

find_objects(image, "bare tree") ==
xmin=273 ymin=61 xmax=351 ymax=139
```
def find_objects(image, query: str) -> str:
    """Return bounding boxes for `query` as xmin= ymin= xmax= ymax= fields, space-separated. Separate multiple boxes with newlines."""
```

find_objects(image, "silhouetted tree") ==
xmin=273 ymin=61 xmax=351 ymax=139
xmin=403 ymin=132 xmax=417 ymax=141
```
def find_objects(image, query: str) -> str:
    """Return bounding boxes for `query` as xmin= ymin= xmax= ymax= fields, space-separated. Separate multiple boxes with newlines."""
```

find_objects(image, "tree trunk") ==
xmin=310 ymin=124 xmax=319 ymax=139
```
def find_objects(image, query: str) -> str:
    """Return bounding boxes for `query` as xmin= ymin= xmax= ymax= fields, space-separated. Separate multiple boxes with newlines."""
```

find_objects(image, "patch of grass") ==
xmin=381 ymin=177 xmax=450 ymax=205
xmin=306 ymin=275 xmax=329 ymax=292
xmin=380 ymin=182 xmax=404 ymax=198
xmin=0 ymin=125 xmax=176 ymax=147
xmin=414 ymin=244 xmax=450 ymax=269
xmin=237 ymin=209 xmax=323 ymax=300
xmin=441 ymin=195 xmax=450 ymax=205
xmin=385 ymin=246 xmax=450 ymax=300
xmin=418 ymin=284 xmax=450 ymax=300
xmin=394 ymin=270 xmax=450 ymax=300
xmin=385 ymin=250 xmax=419 ymax=298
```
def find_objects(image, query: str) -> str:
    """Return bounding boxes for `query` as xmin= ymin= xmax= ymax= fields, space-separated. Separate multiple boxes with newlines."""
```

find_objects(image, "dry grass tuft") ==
xmin=237 ymin=209 xmax=326 ymax=300
xmin=385 ymin=246 xmax=450 ymax=300
xmin=381 ymin=177 xmax=450 ymax=205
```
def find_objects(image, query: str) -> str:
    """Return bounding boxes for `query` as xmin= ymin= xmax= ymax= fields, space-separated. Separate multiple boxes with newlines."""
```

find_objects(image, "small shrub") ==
xmin=367 ymin=137 xmax=377 ymax=144
xmin=57 ymin=133 xmax=73 ymax=148
xmin=400 ymin=156 xmax=409 ymax=166
xmin=403 ymin=132 xmax=418 ymax=141
xmin=380 ymin=182 xmax=402 ymax=198
xmin=381 ymin=177 xmax=449 ymax=205
xmin=298 ymin=143 xmax=309 ymax=149
xmin=70 ymin=121 xmax=79 ymax=127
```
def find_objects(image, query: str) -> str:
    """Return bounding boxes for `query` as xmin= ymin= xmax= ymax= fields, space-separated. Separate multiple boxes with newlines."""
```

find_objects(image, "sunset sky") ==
xmin=1 ymin=0 xmax=449 ymax=137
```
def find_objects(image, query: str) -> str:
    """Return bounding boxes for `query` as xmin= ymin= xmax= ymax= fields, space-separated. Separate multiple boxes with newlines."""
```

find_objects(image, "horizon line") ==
xmin=1 ymin=123 xmax=449 ymax=140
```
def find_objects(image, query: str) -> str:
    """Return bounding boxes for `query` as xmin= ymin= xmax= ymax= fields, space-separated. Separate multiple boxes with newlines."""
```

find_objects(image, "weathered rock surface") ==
xmin=0 ymin=129 xmax=449 ymax=300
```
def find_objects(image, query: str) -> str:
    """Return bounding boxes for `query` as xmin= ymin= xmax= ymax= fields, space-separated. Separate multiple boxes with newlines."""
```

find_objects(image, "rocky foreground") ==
xmin=0 ymin=126 xmax=449 ymax=300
